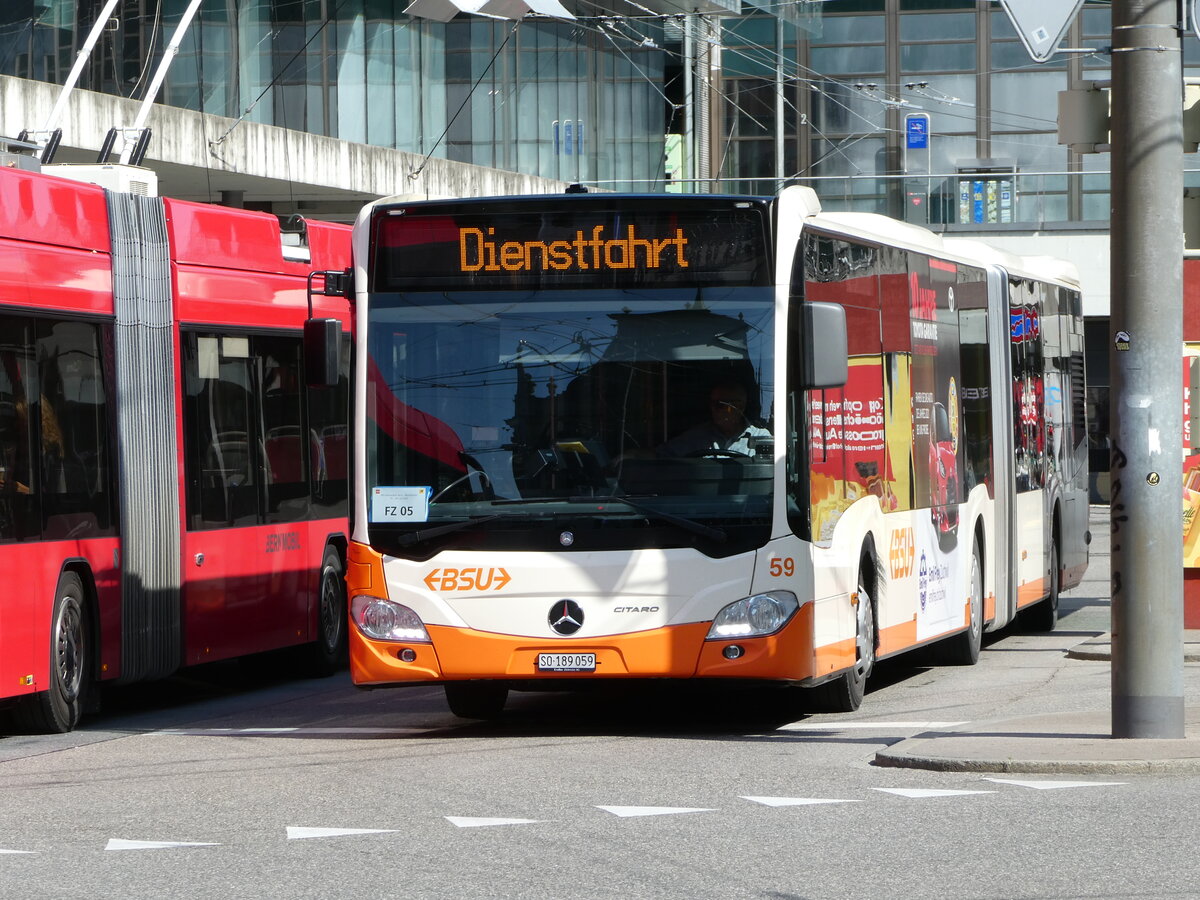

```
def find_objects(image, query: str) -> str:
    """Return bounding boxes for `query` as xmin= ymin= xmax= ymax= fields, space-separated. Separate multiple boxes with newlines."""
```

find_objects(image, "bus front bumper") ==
xmin=349 ymin=602 xmax=817 ymax=686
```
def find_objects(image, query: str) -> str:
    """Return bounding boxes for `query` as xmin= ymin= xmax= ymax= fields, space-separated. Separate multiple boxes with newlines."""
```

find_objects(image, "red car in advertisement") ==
xmin=929 ymin=400 xmax=959 ymax=544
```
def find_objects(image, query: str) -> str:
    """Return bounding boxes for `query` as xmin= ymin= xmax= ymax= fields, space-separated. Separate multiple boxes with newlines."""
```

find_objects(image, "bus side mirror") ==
xmin=304 ymin=318 xmax=341 ymax=387
xmin=800 ymin=301 xmax=848 ymax=389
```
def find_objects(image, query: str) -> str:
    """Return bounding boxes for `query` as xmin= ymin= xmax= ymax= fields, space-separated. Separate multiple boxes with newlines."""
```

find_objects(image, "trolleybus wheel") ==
xmin=305 ymin=545 xmax=347 ymax=676
xmin=12 ymin=572 xmax=89 ymax=734
xmin=939 ymin=535 xmax=983 ymax=665
xmin=444 ymin=681 xmax=509 ymax=719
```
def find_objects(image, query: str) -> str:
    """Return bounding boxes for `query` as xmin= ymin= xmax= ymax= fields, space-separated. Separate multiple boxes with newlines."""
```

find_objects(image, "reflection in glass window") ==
xmin=0 ymin=319 xmax=37 ymax=543
xmin=183 ymin=331 xmax=349 ymax=531
xmin=899 ymin=12 xmax=975 ymax=40
xmin=0 ymin=315 xmax=116 ymax=543
xmin=901 ymin=43 xmax=975 ymax=73
xmin=260 ymin=336 xmax=308 ymax=524
xmin=36 ymin=320 xmax=116 ymax=540
xmin=185 ymin=335 xmax=259 ymax=529
xmin=367 ymin=287 xmax=776 ymax=555
xmin=309 ymin=336 xmax=351 ymax=518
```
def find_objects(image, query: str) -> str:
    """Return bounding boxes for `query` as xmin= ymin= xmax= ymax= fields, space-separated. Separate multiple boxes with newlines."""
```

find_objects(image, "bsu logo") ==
xmin=889 ymin=527 xmax=916 ymax=580
xmin=423 ymin=567 xmax=511 ymax=592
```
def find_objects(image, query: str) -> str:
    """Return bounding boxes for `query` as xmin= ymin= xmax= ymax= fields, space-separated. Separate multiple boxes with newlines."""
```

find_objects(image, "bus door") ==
xmin=182 ymin=332 xmax=310 ymax=663
xmin=1008 ymin=279 xmax=1048 ymax=609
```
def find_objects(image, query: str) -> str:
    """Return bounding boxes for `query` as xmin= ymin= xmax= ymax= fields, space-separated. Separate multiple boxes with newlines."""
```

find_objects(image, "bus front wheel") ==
xmin=807 ymin=567 xmax=875 ymax=713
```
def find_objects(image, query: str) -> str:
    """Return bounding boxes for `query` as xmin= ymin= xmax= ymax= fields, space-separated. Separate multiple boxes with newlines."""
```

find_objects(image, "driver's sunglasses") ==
xmin=711 ymin=400 xmax=744 ymax=412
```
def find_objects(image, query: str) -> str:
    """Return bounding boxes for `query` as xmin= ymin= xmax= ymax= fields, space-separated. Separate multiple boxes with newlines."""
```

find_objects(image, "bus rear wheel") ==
xmin=304 ymin=546 xmax=348 ymax=677
xmin=444 ymin=682 xmax=509 ymax=719
xmin=939 ymin=536 xmax=983 ymax=665
xmin=1020 ymin=538 xmax=1060 ymax=633
xmin=12 ymin=572 xmax=89 ymax=734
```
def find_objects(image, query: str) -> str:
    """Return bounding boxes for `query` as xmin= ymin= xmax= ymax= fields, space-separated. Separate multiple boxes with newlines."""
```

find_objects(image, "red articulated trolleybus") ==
xmin=336 ymin=186 xmax=1089 ymax=718
xmin=0 ymin=162 xmax=352 ymax=733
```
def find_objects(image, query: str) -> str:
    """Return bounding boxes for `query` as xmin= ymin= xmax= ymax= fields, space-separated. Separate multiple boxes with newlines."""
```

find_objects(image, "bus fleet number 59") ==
xmin=769 ymin=557 xmax=795 ymax=577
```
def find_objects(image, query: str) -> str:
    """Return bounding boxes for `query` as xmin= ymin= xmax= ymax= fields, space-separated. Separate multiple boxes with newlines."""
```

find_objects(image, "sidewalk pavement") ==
xmin=873 ymin=631 xmax=1200 ymax=775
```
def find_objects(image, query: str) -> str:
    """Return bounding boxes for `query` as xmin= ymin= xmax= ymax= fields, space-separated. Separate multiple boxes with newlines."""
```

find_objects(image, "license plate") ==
xmin=537 ymin=652 xmax=596 ymax=672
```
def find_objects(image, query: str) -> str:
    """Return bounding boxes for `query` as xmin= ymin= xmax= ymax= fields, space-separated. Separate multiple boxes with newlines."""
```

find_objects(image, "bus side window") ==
xmin=791 ymin=233 xmax=891 ymax=543
xmin=308 ymin=334 xmax=350 ymax=516
xmin=35 ymin=319 xmax=116 ymax=540
xmin=184 ymin=333 xmax=260 ymax=529
xmin=260 ymin=336 xmax=309 ymax=524
xmin=0 ymin=317 xmax=39 ymax=542
xmin=1011 ymin=280 xmax=1045 ymax=492
xmin=878 ymin=244 xmax=911 ymax=512
xmin=956 ymin=270 xmax=993 ymax=495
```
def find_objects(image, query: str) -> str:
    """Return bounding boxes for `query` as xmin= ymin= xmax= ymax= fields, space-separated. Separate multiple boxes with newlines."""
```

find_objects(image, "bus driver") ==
xmin=657 ymin=382 xmax=771 ymax=459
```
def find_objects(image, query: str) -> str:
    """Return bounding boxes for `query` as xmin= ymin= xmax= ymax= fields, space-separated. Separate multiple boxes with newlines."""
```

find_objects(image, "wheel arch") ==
xmin=321 ymin=530 xmax=348 ymax=565
xmin=860 ymin=533 xmax=883 ymax=654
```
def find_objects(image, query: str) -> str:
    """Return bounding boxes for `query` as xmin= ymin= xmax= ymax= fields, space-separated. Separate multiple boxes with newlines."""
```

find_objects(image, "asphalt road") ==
xmin=2 ymin=507 xmax=1199 ymax=900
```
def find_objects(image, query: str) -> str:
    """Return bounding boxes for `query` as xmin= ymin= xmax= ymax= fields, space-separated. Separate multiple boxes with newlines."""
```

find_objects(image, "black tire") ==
xmin=939 ymin=535 xmax=983 ymax=665
xmin=11 ymin=572 xmax=89 ymax=734
xmin=444 ymin=682 xmax=509 ymax=719
xmin=806 ymin=566 xmax=875 ymax=713
xmin=304 ymin=546 xmax=347 ymax=677
xmin=1020 ymin=537 xmax=1060 ymax=633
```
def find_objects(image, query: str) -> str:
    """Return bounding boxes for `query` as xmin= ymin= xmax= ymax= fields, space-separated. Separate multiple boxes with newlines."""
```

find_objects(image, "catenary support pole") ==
xmin=1109 ymin=0 xmax=1185 ymax=738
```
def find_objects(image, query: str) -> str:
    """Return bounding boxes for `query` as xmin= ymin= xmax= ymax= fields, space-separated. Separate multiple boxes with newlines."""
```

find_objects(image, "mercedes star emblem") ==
xmin=549 ymin=599 xmax=584 ymax=635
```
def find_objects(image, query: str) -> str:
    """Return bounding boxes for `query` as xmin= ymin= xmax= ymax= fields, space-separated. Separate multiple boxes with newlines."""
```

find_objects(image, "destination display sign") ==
xmin=370 ymin=200 xmax=771 ymax=290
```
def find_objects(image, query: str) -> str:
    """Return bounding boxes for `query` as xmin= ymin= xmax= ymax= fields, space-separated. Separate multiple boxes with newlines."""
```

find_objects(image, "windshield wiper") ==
xmin=396 ymin=496 xmax=727 ymax=546
xmin=394 ymin=515 xmax=503 ymax=547
xmin=393 ymin=501 xmax=560 ymax=546
xmin=571 ymin=495 xmax=727 ymax=543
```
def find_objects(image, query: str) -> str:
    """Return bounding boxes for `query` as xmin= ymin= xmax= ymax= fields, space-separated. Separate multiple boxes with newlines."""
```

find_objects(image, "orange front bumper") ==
xmin=349 ymin=601 xmax=817 ymax=686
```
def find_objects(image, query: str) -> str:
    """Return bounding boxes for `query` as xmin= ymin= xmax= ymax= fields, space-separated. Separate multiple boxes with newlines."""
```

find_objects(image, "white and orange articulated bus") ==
xmin=332 ymin=186 xmax=1089 ymax=718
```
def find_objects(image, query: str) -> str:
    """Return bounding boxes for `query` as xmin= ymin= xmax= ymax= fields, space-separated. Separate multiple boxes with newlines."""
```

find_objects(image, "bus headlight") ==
xmin=706 ymin=591 xmax=799 ymax=640
xmin=351 ymin=596 xmax=431 ymax=643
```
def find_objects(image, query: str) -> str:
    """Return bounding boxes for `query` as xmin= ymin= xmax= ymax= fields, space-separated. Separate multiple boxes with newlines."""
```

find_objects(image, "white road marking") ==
xmin=445 ymin=817 xmax=541 ymax=828
xmin=0 ymin=849 xmax=33 ymax=854
xmin=874 ymin=788 xmax=996 ymax=799
xmin=105 ymin=839 xmax=219 ymax=851
xmin=286 ymin=827 xmax=398 ymax=840
xmin=597 ymin=806 xmax=716 ymax=818
xmin=984 ymin=778 xmax=1128 ymax=790
xmin=778 ymin=721 xmax=969 ymax=731
xmin=154 ymin=727 xmax=428 ymax=737
xmin=741 ymin=796 xmax=862 ymax=807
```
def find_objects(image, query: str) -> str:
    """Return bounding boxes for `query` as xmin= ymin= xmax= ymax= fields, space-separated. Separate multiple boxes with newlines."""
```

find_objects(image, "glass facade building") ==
xmin=4 ymin=1 xmax=1196 ymax=214
xmin=721 ymin=0 xmax=1200 ymax=224
xmin=0 ymin=0 xmax=670 ymax=191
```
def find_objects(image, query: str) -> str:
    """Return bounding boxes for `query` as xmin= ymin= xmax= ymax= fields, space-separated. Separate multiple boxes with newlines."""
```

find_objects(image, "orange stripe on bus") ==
xmin=877 ymin=617 xmax=918 ymax=657
xmin=1015 ymin=577 xmax=1047 ymax=609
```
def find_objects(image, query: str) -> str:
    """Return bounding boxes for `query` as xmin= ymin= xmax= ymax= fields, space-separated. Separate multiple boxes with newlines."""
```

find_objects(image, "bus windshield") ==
xmin=365 ymin=287 xmax=775 ymax=551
